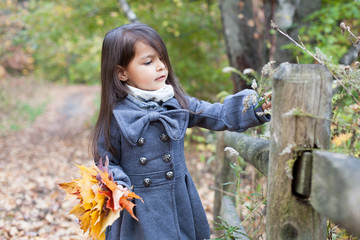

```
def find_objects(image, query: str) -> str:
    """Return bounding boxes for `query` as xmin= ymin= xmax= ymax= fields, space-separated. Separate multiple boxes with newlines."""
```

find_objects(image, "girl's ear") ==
xmin=116 ymin=65 xmax=128 ymax=82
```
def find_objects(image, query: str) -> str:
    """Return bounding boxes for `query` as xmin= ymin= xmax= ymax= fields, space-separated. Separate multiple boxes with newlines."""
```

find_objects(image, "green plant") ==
xmin=220 ymin=60 xmax=274 ymax=118
xmin=217 ymin=18 xmax=359 ymax=240
xmin=214 ymin=216 xmax=251 ymax=240
xmin=272 ymin=20 xmax=360 ymax=158
xmin=271 ymin=20 xmax=359 ymax=239
xmin=282 ymin=1 xmax=360 ymax=64
xmin=216 ymin=150 xmax=267 ymax=239
xmin=327 ymin=220 xmax=359 ymax=240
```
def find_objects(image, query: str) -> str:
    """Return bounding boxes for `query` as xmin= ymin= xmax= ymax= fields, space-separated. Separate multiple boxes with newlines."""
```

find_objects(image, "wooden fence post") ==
xmin=266 ymin=64 xmax=332 ymax=239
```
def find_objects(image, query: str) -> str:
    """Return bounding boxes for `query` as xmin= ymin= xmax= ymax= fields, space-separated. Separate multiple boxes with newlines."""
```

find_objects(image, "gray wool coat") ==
xmin=98 ymin=89 xmax=270 ymax=240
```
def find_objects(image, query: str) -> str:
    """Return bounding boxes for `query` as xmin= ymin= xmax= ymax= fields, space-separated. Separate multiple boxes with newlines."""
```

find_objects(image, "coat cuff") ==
xmin=254 ymin=104 xmax=271 ymax=123
xmin=109 ymin=166 xmax=132 ymax=189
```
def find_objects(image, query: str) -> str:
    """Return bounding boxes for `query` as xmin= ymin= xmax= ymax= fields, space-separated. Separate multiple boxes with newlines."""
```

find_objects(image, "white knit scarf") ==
xmin=127 ymin=84 xmax=175 ymax=103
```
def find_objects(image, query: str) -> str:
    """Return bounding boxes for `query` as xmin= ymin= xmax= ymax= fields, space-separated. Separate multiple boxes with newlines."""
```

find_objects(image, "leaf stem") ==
xmin=239 ymin=198 xmax=267 ymax=227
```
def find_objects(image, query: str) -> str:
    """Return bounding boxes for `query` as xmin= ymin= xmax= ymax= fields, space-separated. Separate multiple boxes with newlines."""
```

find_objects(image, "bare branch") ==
xmin=118 ymin=0 xmax=139 ymax=23
xmin=271 ymin=20 xmax=360 ymax=106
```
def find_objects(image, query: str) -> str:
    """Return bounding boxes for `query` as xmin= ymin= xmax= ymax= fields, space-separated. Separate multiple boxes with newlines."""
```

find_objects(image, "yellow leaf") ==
xmin=59 ymin=161 xmax=143 ymax=240
xmin=98 ymin=232 xmax=106 ymax=240
xmin=69 ymin=204 xmax=86 ymax=218
xmin=99 ymin=209 xmax=121 ymax=235
xmin=332 ymin=133 xmax=353 ymax=146
xmin=76 ymin=164 xmax=97 ymax=179
xmin=76 ymin=168 xmax=96 ymax=205
xmin=58 ymin=181 xmax=80 ymax=195
xmin=79 ymin=210 xmax=92 ymax=232
xmin=91 ymin=184 xmax=106 ymax=211
xmin=82 ymin=202 xmax=94 ymax=212
xmin=89 ymin=210 xmax=102 ymax=238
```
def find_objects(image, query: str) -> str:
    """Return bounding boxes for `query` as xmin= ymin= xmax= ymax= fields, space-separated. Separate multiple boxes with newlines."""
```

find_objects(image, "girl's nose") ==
xmin=156 ymin=59 xmax=165 ymax=71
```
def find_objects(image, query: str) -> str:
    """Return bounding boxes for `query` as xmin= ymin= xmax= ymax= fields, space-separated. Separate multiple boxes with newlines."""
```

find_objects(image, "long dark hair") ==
xmin=92 ymin=23 xmax=188 ymax=161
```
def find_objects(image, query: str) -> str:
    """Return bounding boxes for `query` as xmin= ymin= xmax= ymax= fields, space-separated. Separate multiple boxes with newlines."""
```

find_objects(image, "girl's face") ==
xmin=120 ymin=41 xmax=168 ymax=91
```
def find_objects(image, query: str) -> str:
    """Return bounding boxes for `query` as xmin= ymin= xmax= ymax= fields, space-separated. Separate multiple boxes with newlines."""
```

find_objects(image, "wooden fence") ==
xmin=214 ymin=63 xmax=360 ymax=239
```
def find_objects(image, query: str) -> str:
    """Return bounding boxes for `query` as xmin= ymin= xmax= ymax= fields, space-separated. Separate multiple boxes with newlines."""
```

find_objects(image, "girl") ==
xmin=92 ymin=23 xmax=271 ymax=240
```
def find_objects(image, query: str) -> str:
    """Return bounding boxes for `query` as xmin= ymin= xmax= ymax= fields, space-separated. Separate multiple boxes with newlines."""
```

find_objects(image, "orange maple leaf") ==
xmin=119 ymin=196 xmax=138 ymax=221
xmin=58 ymin=157 xmax=143 ymax=240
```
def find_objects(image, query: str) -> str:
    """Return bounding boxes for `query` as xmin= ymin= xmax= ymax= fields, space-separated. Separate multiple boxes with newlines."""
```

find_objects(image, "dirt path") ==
xmin=0 ymin=84 xmax=100 ymax=239
xmin=0 ymin=83 xmax=215 ymax=239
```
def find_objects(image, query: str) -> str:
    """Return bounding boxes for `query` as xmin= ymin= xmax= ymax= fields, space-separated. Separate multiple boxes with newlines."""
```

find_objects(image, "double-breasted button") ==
xmin=143 ymin=178 xmax=151 ymax=187
xmin=159 ymin=133 xmax=169 ymax=142
xmin=137 ymin=137 xmax=145 ymax=146
xmin=165 ymin=171 xmax=174 ymax=180
xmin=139 ymin=157 xmax=148 ymax=165
xmin=162 ymin=153 xmax=172 ymax=163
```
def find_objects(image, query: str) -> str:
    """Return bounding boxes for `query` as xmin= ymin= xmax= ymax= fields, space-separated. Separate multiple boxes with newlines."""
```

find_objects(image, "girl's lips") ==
xmin=155 ymin=75 xmax=165 ymax=81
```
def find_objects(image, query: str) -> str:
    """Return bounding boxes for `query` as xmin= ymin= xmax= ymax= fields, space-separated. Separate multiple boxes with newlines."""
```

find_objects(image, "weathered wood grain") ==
xmin=266 ymin=63 xmax=332 ymax=239
xmin=311 ymin=150 xmax=360 ymax=237
xmin=224 ymin=131 xmax=269 ymax=176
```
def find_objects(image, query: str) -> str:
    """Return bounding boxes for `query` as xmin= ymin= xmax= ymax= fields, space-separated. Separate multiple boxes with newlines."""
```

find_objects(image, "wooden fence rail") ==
xmin=216 ymin=63 xmax=360 ymax=239
xmin=224 ymin=131 xmax=269 ymax=176
xmin=311 ymin=150 xmax=360 ymax=236
xmin=223 ymin=132 xmax=360 ymax=237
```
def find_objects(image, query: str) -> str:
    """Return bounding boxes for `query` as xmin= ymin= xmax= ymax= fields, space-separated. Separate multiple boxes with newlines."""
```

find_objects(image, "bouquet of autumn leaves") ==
xmin=59 ymin=157 xmax=142 ymax=240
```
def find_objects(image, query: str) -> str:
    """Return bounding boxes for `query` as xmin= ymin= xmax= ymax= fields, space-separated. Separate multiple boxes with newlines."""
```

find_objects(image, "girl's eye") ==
xmin=144 ymin=61 xmax=152 ymax=65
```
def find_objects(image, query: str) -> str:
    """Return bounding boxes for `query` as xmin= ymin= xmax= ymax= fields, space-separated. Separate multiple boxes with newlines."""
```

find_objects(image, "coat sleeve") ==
xmin=187 ymin=89 xmax=270 ymax=131
xmin=97 ymin=117 xmax=132 ymax=188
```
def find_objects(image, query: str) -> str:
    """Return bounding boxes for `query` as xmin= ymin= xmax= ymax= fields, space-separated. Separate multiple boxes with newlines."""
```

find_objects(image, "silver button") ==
xmin=143 ymin=178 xmax=151 ymax=187
xmin=165 ymin=171 xmax=174 ymax=180
xmin=139 ymin=157 xmax=148 ymax=165
xmin=162 ymin=154 xmax=172 ymax=163
xmin=137 ymin=137 xmax=145 ymax=146
xmin=160 ymin=133 xmax=169 ymax=142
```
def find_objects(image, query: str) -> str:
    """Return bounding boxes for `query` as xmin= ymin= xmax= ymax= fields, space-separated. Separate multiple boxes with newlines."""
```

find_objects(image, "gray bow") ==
xmin=113 ymin=108 xmax=189 ymax=146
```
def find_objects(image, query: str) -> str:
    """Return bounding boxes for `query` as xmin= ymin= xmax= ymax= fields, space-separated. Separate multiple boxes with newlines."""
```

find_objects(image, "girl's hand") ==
xmin=113 ymin=185 xmax=128 ymax=210
xmin=261 ymin=92 xmax=272 ymax=111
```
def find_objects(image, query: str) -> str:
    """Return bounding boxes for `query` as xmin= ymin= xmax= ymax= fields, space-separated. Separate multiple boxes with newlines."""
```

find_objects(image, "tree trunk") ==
xmin=219 ymin=0 xmax=322 ymax=87
xmin=271 ymin=0 xmax=321 ymax=63
xmin=266 ymin=63 xmax=332 ymax=239
xmin=218 ymin=0 xmax=267 ymax=92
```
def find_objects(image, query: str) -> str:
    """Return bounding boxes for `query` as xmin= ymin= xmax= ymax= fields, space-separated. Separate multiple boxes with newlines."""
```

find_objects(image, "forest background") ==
xmin=0 ymin=0 xmax=359 ymax=239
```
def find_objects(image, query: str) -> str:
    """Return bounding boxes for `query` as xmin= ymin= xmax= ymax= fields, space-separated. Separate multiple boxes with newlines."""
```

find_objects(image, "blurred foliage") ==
xmin=0 ymin=77 xmax=48 ymax=135
xmin=331 ymin=93 xmax=360 ymax=157
xmin=1 ymin=0 xmax=230 ymax=99
xmin=0 ymin=2 xmax=34 ymax=77
xmin=185 ymin=127 xmax=216 ymax=163
xmin=21 ymin=0 xmax=121 ymax=84
xmin=271 ymin=0 xmax=360 ymax=158
xmin=283 ymin=0 xmax=360 ymax=64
